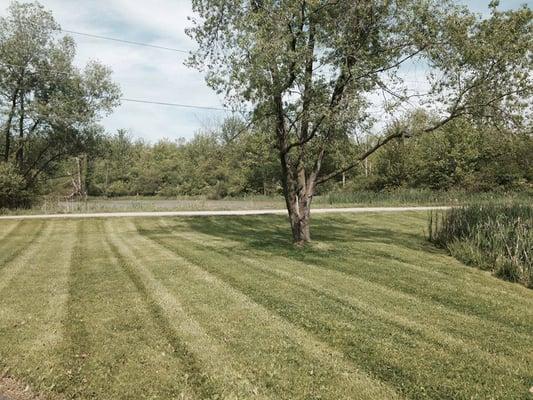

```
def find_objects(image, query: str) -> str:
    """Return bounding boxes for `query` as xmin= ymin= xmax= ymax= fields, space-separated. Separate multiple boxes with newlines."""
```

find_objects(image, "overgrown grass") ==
xmin=325 ymin=188 xmax=532 ymax=206
xmin=0 ymin=196 xmax=287 ymax=215
xmin=428 ymin=203 xmax=533 ymax=288
xmin=0 ymin=213 xmax=532 ymax=399
xmin=1 ymin=189 xmax=530 ymax=215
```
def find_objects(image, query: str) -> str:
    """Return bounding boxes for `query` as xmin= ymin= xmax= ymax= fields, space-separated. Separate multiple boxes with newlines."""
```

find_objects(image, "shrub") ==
xmin=105 ymin=180 xmax=131 ymax=197
xmin=0 ymin=162 xmax=33 ymax=209
xmin=428 ymin=203 xmax=533 ymax=288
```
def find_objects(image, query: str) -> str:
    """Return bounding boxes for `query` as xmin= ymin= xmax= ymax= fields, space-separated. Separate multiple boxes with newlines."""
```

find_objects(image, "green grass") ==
xmin=324 ymin=189 xmax=532 ymax=207
xmin=0 ymin=213 xmax=532 ymax=399
xmin=2 ymin=189 xmax=529 ymax=215
xmin=0 ymin=196 xmax=288 ymax=215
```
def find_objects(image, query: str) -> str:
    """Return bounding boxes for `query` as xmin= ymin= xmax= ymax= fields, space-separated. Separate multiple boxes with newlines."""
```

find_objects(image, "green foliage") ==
xmin=325 ymin=189 xmax=531 ymax=207
xmin=0 ymin=1 xmax=120 ymax=206
xmin=81 ymin=114 xmax=531 ymax=200
xmin=87 ymin=124 xmax=282 ymax=198
xmin=0 ymin=162 xmax=33 ymax=208
xmin=187 ymin=0 xmax=531 ymax=185
xmin=368 ymin=117 xmax=533 ymax=191
xmin=428 ymin=203 xmax=533 ymax=288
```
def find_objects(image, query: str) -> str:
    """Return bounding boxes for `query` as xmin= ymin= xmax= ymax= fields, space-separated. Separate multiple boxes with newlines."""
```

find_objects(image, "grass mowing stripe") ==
xmin=124 ymin=217 xmax=394 ymax=400
xmin=237 ymin=254 xmax=524 ymax=366
xmin=102 ymin=220 xmax=222 ymax=400
xmin=168 ymin=220 xmax=532 ymax=367
xmin=0 ymin=221 xmax=45 ymax=268
xmin=0 ymin=220 xmax=76 ymax=397
xmin=192 ymin=214 xmax=533 ymax=333
xmin=55 ymin=219 xmax=208 ymax=399
xmin=25 ymin=220 xmax=76 ymax=388
xmin=144 ymin=224 xmax=452 ymax=397
xmin=0 ymin=220 xmax=21 ymax=242
xmin=1 ymin=216 xmax=531 ymax=400
xmin=105 ymin=219 xmax=281 ymax=400
xmin=330 ymin=239 xmax=533 ymax=313
xmin=313 ymin=247 xmax=533 ymax=334
xmin=158 ymin=220 xmax=525 ymax=352
xmin=135 ymin=218 xmax=403 ymax=400
xmin=0 ymin=221 xmax=48 ymax=293
xmin=141 ymin=217 xmax=532 ymax=400
xmin=312 ymin=216 xmax=533 ymax=327
xmin=212 ymin=236 xmax=533 ymax=357
xmin=60 ymin=220 xmax=92 ymax=398
xmin=139 ymin=220 xmax=425 ymax=398
xmin=350 ymin=239 xmax=533 ymax=306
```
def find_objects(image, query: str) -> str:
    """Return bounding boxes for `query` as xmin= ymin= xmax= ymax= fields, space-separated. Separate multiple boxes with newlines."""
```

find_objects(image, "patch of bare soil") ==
xmin=0 ymin=376 xmax=48 ymax=400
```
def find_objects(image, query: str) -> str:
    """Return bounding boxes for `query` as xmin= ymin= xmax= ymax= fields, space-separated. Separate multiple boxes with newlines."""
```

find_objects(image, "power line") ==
xmin=0 ymin=61 xmax=234 ymax=112
xmin=0 ymin=61 xmax=419 ymax=116
xmin=121 ymin=98 xmax=231 ymax=112
xmin=59 ymin=28 xmax=189 ymax=54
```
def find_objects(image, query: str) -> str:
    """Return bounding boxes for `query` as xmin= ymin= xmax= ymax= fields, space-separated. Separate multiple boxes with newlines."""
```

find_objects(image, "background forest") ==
xmin=43 ymin=115 xmax=532 ymax=201
xmin=0 ymin=1 xmax=531 ymax=209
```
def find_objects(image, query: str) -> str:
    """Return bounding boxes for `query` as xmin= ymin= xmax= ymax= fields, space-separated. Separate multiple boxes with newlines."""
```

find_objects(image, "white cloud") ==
xmin=1 ymin=0 xmax=528 ymax=141
xmin=0 ymin=0 xmax=226 ymax=142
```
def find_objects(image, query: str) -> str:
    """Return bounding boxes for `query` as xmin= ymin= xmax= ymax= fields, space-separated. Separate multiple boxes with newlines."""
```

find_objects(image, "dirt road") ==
xmin=0 ymin=206 xmax=450 ymax=220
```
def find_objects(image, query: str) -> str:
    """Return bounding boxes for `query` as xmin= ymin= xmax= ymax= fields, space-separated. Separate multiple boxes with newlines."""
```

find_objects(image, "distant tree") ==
xmin=0 ymin=1 xmax=120 ymax=205
xmin=371 ymin=114 xmax=533 ymax=191
xmin=188 ymin=0 xmax=532 ymax=243
xmin=0 ymin=161 xmax=30 ymax=208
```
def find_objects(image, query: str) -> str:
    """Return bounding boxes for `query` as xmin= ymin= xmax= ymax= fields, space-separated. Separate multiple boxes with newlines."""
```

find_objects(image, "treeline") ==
xmin=365 ymin=118 xmax=533 ymax=192
xmin=49 ymin=115 xmax=532 ymax=200
xmin=2 ymin=2 xmax=531 ymax=209
xmin=0 ymin=2 xmax=119 ymax=208
xmin=82 ymin=121 xmax=282 ymax=199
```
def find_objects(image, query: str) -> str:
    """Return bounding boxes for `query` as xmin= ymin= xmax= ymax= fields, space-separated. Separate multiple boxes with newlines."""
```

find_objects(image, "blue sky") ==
xmin=0 ymin=0 xmax=530 ymax=142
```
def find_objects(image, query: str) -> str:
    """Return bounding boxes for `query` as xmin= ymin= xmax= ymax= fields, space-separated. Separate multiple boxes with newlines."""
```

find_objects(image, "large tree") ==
xmin=187 ymin=0 xmax=532 ymax=243
xmin=0 ymin=1 xmax=120 ymax=201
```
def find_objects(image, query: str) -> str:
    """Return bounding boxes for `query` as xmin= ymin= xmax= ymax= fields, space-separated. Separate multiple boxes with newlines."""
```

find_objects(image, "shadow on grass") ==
xmin=165 ymin=214 xmax=441 ymax=257
xmin=135 ymin=214 xmax=451 ymax=292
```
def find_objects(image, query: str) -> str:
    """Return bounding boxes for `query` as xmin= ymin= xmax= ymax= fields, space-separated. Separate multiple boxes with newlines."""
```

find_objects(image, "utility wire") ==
xmin=59 ymin=29 xmax=190 ymax=54
xmin=121 ymin=98 xmax=231 ymax=112
xmin=0 ymin=61 xmax=234 ymax=112
xmin=0 ymin=60 xmax=408 ymax=116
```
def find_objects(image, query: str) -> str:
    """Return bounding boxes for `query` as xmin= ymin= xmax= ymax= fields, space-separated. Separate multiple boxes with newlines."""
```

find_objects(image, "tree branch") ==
xmin=315 ymin=108 xmax=465 ymax=185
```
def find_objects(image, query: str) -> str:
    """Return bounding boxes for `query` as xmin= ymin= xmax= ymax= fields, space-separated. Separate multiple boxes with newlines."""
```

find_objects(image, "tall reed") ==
xmin=428 ymin=203 xmax=532 ymax=288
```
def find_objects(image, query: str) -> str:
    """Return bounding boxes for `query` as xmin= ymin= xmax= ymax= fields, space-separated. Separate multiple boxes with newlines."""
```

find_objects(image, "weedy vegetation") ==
xmin=429 ymin=203 xmax=533 ymax=288
xmin=325 ymin=189 xmax=532 ymax=207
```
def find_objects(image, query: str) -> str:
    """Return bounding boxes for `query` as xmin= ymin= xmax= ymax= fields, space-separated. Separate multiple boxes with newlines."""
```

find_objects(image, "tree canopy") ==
xmin=0 ymin=1 xmax=120 ymax=206
xmin=187 ymin=0 xmax=532 ymax=243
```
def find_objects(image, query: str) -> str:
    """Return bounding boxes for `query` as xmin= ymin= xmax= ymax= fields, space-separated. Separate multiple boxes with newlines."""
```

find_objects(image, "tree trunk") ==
xmin=284 ymin=188 xmax=312 ymax=244
xmin=3 ymin=88 xmax=19 ymax=162
xmin=16 ymin=91 xmax=25 ymax=168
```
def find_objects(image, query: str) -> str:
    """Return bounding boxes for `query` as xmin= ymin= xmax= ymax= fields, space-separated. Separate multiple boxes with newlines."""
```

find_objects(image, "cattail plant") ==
xmin=428 ymin=203 xmax=532 ymax=288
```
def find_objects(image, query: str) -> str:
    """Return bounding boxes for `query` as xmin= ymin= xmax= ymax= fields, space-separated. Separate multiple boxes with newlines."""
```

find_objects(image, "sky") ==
xmin=0 ymin=0 xmax=530 ymax=142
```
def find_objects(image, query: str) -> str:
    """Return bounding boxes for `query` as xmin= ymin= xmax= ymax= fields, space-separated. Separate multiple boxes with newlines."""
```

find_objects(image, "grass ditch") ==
xmin=428 ymin=203 xmax=532 ymax=288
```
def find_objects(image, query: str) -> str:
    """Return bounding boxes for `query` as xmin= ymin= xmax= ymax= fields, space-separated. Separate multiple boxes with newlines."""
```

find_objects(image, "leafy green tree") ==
xmin=188 ymin=0 xmax=532 ymax=243
xmin=0 ymin=161 xmax=30 ymax=208
xmin=90 ymin=130 xmax=141 ymax=196
xmin=370 ymin=113 xmax=533 ymax=191
xmin=0 ymin=1 xmax=120 ymax=205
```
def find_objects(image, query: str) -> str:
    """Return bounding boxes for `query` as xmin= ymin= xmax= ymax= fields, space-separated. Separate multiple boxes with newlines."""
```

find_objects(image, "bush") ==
xmin=0 ymin=162 xmax=34 ymax=209
xmin=105 ymin=180 xmax=132 ymax=197
xmin=428 ymin=203 xmax=533 ymax=288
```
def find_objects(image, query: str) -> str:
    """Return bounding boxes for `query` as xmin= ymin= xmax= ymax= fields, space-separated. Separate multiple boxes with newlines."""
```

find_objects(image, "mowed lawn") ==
xmin=0 ymin=213 xmax=532 ymax=400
